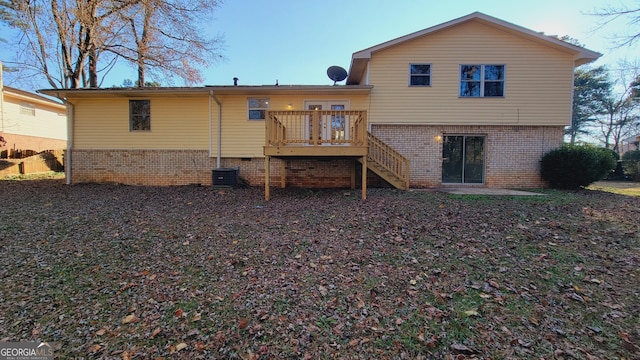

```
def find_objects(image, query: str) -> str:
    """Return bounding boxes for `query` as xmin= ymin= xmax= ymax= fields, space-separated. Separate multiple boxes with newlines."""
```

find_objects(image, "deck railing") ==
xmin=367 ymin=132 xmax=410 ymax=189
xmin=266 ymin=110 xmax=367 ymax=147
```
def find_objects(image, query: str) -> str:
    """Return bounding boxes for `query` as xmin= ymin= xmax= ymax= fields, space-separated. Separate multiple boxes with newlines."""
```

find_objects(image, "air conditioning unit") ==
xmin=212 ymin=167 xmax=239 ymax=187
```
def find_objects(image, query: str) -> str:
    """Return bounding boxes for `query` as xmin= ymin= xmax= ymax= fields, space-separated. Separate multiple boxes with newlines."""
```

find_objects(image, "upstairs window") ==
xmin=129 ymin=100 xmax=151 ymax=131
xmin=409 ymin=64 xmax=431 ymax=86
xmin=460 ymin=65 xmax=505 ymax=97
xmin=248 ymin=98 xmax=269 ymax=120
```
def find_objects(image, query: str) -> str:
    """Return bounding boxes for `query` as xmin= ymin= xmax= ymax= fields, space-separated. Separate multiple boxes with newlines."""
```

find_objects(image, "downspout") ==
xmin=568 ymin=66 xmax=576 ymax=143
xmin=209 ymin=90 xmax=222 ymax=168
xmin=55 ymin=93 xmax=74 ymax=185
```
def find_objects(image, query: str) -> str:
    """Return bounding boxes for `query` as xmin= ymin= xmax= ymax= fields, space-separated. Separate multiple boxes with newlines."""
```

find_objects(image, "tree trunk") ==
xmin=137 ymin=58 xmax=145 ymax=87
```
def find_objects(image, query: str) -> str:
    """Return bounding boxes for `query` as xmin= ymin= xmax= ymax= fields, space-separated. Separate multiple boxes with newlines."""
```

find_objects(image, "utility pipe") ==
xmin=54 ymin=93 xmax=74 ymax=185
xmin=209 ymin=90 xmax=222 ymax=168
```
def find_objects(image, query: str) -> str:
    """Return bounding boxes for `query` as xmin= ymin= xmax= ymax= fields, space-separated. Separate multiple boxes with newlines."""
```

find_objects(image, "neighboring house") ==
xmin=1 ymin=70 xmax=67 ymax=156
xmin=620 ymin=135 xmax=639 ymax=155
xmin=40 ymin=12 xmax=600 ymax=198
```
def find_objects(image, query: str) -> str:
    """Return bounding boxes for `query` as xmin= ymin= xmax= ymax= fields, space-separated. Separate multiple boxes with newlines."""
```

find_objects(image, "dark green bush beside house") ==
xmin=622 ymin=150 xmax=640 ymax=181
xmin=541 ymin=145 xmax=617 ymax=189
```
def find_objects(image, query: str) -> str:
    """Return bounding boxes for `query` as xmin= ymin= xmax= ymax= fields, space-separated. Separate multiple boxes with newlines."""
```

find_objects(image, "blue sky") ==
xmin=1 ymin=0 xmax=638 ymax=89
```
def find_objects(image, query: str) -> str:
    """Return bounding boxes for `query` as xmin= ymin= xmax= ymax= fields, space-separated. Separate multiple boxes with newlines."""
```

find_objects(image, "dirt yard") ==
xmin=0 ymin=180 xmax=638 ymax=359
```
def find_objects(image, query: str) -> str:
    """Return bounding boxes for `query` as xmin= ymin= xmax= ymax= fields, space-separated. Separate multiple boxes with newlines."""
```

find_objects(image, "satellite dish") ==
xmin=327 ymin=66 xmax=348 ymax=85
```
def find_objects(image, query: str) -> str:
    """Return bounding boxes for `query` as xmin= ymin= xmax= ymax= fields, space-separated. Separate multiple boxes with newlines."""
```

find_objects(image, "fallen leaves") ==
xmin=169 ymin=342 xmax=188 ymax=353
xmin=463 ymin=309 xmax=480 ymax=317
xmin=238 ymin=318 xmax=249 ymax=330
xmin=0 ymin=183 xmax=638 ymax=359
xmin=121 ymin=314 xmax=137 ymax=324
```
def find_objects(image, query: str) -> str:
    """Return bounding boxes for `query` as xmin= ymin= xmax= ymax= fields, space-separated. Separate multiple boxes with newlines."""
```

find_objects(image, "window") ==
xmin=129 ymin=100 xmax=151 ymax=131
xmin=248 ymin=98 xmax=269 ymax=120
xmin=409 ymin=64 xmax=431 ymax=86
xmin=20 ymin=102 xmax=36 ymax=116
xmin=459 ymin=65 xmax=504 ymax=97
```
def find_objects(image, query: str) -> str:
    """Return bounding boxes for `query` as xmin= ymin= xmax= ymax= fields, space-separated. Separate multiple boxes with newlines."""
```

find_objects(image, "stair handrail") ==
xmin=367 ymin=132 xmax=410 ymax=189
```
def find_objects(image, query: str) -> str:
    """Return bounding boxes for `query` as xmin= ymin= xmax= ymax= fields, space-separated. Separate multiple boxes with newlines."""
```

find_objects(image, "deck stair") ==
xmin=362 ymin=132 xmax=410 ymax=190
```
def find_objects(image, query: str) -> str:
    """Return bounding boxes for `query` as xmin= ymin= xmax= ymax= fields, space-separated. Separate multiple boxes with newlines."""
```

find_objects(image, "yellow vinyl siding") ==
xmin=70 ymin=92 xmax=368 ymax=156
xmin=216 ymin=95 xmax=263 ymax=157
xmin=70 ymin=95 xmax=209 ymax=149
xmin=368 ymin=21 xmax=575 ymax=126
xmin=213 ymin=94 xmax=370 ymax=158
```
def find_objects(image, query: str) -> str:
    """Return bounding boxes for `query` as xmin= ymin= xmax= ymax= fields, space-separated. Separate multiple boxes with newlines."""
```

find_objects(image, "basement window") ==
xmin=129 ymin=100 xmax=151 ymax=131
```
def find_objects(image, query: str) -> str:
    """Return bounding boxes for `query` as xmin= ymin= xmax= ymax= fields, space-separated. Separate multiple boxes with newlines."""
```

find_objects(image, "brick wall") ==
xmin=220 ymin=158 xmax=355 ymax=188
xmin=71 ymin=150 xmax=359 ymax=188
xmin=370 ymin=125 xmax=564 ymax=188
xmin=0 ymin=132 xmax=66 ymax=154
xmin=70 ymin=125 xmax=563 ymax=188
xmin=71 ymin=150 xmax=213 ymax=185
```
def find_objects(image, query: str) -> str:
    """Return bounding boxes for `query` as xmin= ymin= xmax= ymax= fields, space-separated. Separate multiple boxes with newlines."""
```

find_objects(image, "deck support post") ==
xmin=280 ymin=159 xmax=286 ymax=188
xmin=350 ymin=161 xmax=356 ymax=189
xmin=361 ymin=155 xmax=367 ymax=199
xmin=265 ymin=155 xmax=270 ymax=200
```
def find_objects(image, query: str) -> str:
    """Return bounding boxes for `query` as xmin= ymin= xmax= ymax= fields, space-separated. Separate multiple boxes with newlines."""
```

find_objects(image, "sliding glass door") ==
xmin=442 ymin=135 xmax=485 ymax=184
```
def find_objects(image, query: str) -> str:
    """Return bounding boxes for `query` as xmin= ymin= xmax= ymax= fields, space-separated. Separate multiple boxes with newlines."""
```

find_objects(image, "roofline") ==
xmin=39 ymin=85 xmax=373 ymax=98
xmin=4 ymin=85 xmax=66 ymax=108
xmin=347 ymin=12 xmax=602 ymax=84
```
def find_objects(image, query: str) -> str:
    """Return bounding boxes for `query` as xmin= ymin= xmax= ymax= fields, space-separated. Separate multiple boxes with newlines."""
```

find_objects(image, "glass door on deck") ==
xmin=304 ymin=101 xmax=349 ymax=144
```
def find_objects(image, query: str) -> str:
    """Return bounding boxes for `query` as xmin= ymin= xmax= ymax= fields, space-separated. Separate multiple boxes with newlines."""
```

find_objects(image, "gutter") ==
xmin=209 ymin=90 xmax=222 ymax=168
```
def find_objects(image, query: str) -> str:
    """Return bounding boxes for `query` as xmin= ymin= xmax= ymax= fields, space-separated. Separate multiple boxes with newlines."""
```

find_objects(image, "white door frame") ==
xmin=303 ymin=100 xmax=350 ymax=144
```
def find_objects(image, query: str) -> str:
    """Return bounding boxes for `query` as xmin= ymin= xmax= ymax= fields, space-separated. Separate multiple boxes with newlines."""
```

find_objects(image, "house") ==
xmin=39 ymin=12 xmax=600 ymax=198
xmin=1 ymin=67 xmax=67 ymax=157
xmin=620 ymin=135 xmax=639 ymax=155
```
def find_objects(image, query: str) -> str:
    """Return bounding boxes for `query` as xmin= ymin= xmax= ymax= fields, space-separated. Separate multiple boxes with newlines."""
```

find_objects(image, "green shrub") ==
xmin=541 ymin=145 xmax=617 ymax=189
xmin=622 ymin=150 xmax=640 ymax=181
xmin=593 ymin=147 xmax=619 ymax=179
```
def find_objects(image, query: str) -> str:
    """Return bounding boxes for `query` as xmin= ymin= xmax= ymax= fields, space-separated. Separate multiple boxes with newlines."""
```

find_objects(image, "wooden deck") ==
xmin=264 ymin=110 xmax=368 ymax=156
xmin=263 ymin=110 xmax=409 ymax=200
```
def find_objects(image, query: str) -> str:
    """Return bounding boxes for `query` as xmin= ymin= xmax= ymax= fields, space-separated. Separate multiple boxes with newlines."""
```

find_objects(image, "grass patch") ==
xmin=1 ymin=171 xmax=65 ymax=180
xmin=588 ymin=181 xmax=640 ymax=196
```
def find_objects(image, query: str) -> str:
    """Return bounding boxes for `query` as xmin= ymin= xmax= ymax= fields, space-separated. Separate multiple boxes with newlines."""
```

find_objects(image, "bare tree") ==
xmin=1 ymin=0 xmax=132 ymax=88
xmin=596 ymin=63 xmax=640 ymax=153
xmin=111 ymin=0 xmax=223 ymax=86
xmin=569 ymin=66 xmax=611 ymax=143
xmin=588 ymin=3 xmax=640 ymax=47
xmin=1 ymin=0 xmax=223 ymax=88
